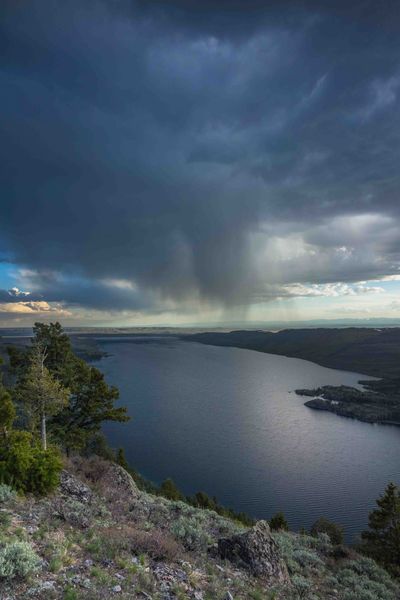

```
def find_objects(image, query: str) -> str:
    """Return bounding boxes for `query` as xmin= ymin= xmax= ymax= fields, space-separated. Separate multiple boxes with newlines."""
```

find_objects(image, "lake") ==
xmin=93 ymin=336 xmax=400 ymax=542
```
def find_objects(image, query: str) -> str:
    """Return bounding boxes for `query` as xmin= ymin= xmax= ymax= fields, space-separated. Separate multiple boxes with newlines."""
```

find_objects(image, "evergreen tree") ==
xmin=159 ymin=478 xmax=183 ymax=501
xmin=0 ymin=359 xmax=16 ymax=439
xmin=32 ymin=322 xmax=77 ymax=386
xmin=51 ymin=358 xmax=129 ymax=452
xmin=361 ymin=482 xmax=400 ymax=576
xmin=269 ymin=512 xmax=289 ymax=531
xmin=116 ymin=447 xmax=130 ymax=470
xmin=7 ymin=345 xmax=30 ymax=379
xmin=8 ymin=322 xmax=129 ymax=453
xmin=14 ymin=344 xmax=69 ymax=450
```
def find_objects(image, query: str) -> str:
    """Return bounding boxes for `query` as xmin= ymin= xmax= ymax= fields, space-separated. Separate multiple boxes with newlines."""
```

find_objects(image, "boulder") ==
xmin=59 ymin=470 xmax=93 ymax=504
xmin=98 ymin=463 xmax=141 ymax=502
xmin=217 ymin=521 xmax=289 ymax=583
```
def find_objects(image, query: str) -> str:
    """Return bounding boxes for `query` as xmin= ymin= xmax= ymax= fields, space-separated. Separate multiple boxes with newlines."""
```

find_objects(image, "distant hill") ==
xmin=185 ymin=328 xmax=400 ymax=379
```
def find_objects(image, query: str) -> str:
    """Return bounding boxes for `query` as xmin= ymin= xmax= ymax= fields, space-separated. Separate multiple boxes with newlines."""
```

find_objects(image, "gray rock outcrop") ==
xmin=217 ymin=520 xmax=289 ymax=583
xmin=59 ymin=470 xmax=93 ymax=504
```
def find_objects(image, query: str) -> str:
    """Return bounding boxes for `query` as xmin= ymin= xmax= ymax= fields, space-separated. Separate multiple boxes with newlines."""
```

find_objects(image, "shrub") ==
xmin=87 ymin=525 xmax=180 ymax=562
xmin=55 ymin=497 xmax=93 ymax=528
xmin=0 ymin=512 xmax=12 ymax=528
xmin=0 ymin=431 xmax=62 ymax=495
xmin=344 ymin=557 xmax=398 ymax=590
xmin=0 ymin=484 xmax=16 ymax=503
xmin=310 ymin=517 xmax=344 ymax=545
xmin=291 ymin=575 xmax=312 ymax=599
xmin=27 ymin=446 xmax=63 ymax=495
xmin=269 ymin=512 xmax=288 ymax=531
xmin=292 ymin=548 xmax=323 ymax=571
xmin=128 ymin=528 xmax=181 ymax=561
xmin=336 ymin=557 xmax=399 ymax=600
xmin=311 ymin=532 xmax=332 ymax=555
xmin=171 ymin=515 xmax=213 ymax=550
xmin=274 ymin=531 xmax=325 ymax=576
xmin=0 ymin=540 xmax=41 ymax=579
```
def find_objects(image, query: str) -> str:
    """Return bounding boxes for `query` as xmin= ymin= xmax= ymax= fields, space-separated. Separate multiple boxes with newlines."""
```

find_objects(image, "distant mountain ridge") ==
xmin=185 ymin=328 xmax=400 ymax=379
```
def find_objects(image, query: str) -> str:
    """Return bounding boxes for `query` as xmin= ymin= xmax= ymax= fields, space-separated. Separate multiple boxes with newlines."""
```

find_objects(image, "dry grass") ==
xmin=64 ymin=455 xmax=111 ymax=487
xmin=92 ymin=524 xmax=182 ymax=562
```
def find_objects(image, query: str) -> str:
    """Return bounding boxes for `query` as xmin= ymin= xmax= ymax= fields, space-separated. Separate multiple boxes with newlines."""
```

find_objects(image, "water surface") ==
xmin=94 ymin=336 xmax=400 ymax=541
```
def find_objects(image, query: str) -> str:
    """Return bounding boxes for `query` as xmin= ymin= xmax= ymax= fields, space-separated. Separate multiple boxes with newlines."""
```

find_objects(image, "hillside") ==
xmin=0 ymin=458 xmax=398 ymax=600
xmin=185 ymin=328 xmax=400 ymax=379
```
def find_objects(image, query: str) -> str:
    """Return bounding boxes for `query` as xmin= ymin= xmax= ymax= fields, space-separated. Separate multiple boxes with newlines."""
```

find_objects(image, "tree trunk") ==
xmin=41 ymin=413 xmax=47 ymax=451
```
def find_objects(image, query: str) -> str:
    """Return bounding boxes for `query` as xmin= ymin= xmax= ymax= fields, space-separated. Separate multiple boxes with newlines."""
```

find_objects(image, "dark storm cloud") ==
xmin=1 ymin=0 xmax=400 ymax=313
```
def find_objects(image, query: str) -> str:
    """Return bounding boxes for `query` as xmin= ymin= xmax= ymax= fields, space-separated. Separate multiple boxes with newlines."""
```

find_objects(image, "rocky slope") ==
xmin=0 ymin=457 xmax=399 ymax=600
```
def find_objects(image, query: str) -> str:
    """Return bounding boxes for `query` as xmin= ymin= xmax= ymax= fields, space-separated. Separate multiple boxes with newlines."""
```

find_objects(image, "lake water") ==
xmin=93 ymin=336 xmax=400 ymax=542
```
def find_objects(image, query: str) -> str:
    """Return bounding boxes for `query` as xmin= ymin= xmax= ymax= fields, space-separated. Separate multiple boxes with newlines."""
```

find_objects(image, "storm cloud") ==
xmin=1 ymin=0 xmax=400 ymax=322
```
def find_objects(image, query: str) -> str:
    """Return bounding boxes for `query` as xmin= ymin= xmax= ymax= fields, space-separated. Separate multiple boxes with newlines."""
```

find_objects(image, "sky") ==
xmin=1 ymin=0 xmax=400 ymax=327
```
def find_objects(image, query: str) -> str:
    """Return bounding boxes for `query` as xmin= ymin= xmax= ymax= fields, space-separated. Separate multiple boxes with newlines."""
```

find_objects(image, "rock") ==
xmin=59 ymin=470 xmax=93 ymax=504
xmin=84 ymin=559 xmax=93 ymax=568
xmin=217 ymin=520 xmax=289 ymax=583
xmin=38 ymin=581 xmax=55 ymax=591
xmin=224 ymin=593 xmax=234 ymax=600
xmin=112 ymin=584 xmax=122 ymax=593
xmin=153 ymin=564 xmax=188 ymax=590
xmin=26 ymin=525 xmax=38 ymax=534
xmin=100 ymin=463 xmax=140 ymax=502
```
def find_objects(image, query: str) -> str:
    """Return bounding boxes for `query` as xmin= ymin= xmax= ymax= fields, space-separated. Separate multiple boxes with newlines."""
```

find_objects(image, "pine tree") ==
xmin=32 ymin=322 xmax=77 ymax=386
xmin=116 ymin=447 xmax=130 ymax=470
xmin=15 ymin=344 xmax=69 ymax=450
xmin=159 ymin=478 xmax=183 ymax=501
xmin=9 ymin=322 xmax=129 ymax=453
xmin=361 ymin=482 xmax=400 ymax=576
xmin=51 ymin=358 xmax=129 ymax=452
xmin=269 ymin=512 xmax=289 ymax=531
xmin=0 ymin=359 xmax=16 ymax=439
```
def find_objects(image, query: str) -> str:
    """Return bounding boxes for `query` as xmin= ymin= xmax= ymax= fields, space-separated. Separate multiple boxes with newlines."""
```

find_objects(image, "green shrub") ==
xmin=27 ymin=446 xmax=63 ymax=495
xmin=292 ymin=548 xmax=323 ymax=571
xmin=0 ymin=431 xmax=62 ymax=495
xmin=56 ymin=497 xmax=93 ymax=529
xmin=310 ymin=517 xmax=344 ymax=545
xmin=171 ymin=515 xmax=212 ymax=550
xmin=274 ymin=531 xmax=325 ymax=576
xmin=0 ymin=540 xmax=41 ymax=579
xmin=291 ymin=575 xmax=312 ymax=598
xmin=0 ymin=512 xmax=12 ymax=528
xmin=0 ymin=484 xmax=16 ymax=503
xmin=308 ymin=532 xmax=332 ymax=555
xmin=342 ymin=557 xmax=398 ymax=591
xmin=63 ymin=587 xmax=79 ymax=600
